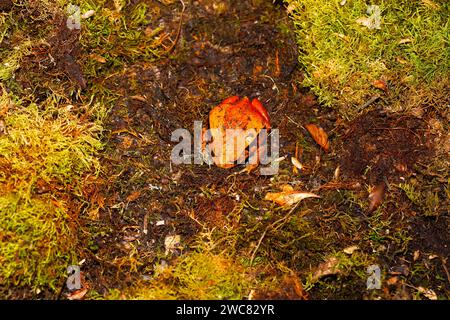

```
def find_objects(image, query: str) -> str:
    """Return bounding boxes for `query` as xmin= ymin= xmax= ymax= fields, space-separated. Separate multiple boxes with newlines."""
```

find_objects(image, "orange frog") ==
xmin=203 ymin=96 xmax=271 ymax=173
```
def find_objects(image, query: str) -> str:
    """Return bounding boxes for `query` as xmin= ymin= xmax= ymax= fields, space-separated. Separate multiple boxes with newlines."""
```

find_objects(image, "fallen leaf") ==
xmin=264 ymin=186 xmax=320 ymax=206
xmin=421 ymin=0 xmax=439 ymax=10
xmin=343 ymin=245 xmax=359 ymax=255
xmin=372 ymin=79 xmax=388 ymax=93
xmin=283 ymin=274 xmax=309 ymax=300
xmin=311 ymin=257 xmax=340 ymax=282
xmin=89 ymin=54 xmax=106 ymax=63
xmin=286 ymin=3 xmax=299 ymax=14
xmin=67 ymin=287 xmax=88 ymax=300
xmin=356 ymin=17 xmax=372 ymax=28
xmin=412 ymin=250 xmax=420 ymax=262
xmin=356 ymin=5 xmax=381 ymax=30
xmin=333 ymin=166 xmax=340 ymax=180
xmin=164 ymin=235 xmax=181 ymax=255
xmin=119 ymin=135 xmax=134 ymax=150
xmin=273 ymin=156 xmax=286 ymax=163
xmin=386 ymin=276 xmax=399 ymax=286
xmin=131 ymin=95 xmax=147 ymax=102
xmin=291 ymin=157 xmax=303 ymax=171
xmin=396 ymin=57 xmax=408 ymax=64
xmin=126 ymin=191 xmax=141 ymax=202
xmin=368 ymin=182 xmax=385 ymax=213
xmin=305 ymin=124 xmax=330 ymax=152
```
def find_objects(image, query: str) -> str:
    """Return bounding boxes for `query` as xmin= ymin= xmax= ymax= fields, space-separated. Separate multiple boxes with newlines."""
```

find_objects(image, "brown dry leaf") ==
xmin=305 ymin=124 xmax=330 ymax=152
xmin=396 ymin=57 xmax=408 ymax=64
xmin=421 ymin=0 xmax=439 ymax=9
xmin=67 ymin=287 xmax=88 ymax=300
xmin=89 ymin=54 xmax=106 ymax=63
xmin=126 ymin=191 xmax=141 ymax=202
xmin=119 ymin=135 xmax=134 ymax=150
xmin=368 ymin=182 xmax=385 ymax=213
xmin=264 ymin=186 xmax=320 ymax=206
xmin=386 ymin=276 xmax=399 ymax=286
xmin=284 ymin=274 xmax=309 ymax=300
xmin=311 ymin=257 xmax=340 ymax=282
xmin=131 ymin=95 xmax=147 ymax=102
xmin=413 ymin=250 xmax=420 ymax=262
xmin=372 ymin=79 xmax=388 ymax=92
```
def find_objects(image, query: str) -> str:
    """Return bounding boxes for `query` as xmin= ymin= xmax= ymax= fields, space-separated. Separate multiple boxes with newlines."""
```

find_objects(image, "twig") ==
xmin=164 ymin=0 xmax=186 ymax=55
xmin=249 ymin=202 xmax=301 ymax=266
xmin=358 ymin=95 xmax=380 ymax=111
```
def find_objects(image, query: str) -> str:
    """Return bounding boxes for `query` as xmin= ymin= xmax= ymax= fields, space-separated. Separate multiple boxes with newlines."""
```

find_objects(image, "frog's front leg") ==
xmin=237 ymin=138 xmax=263 ymax=174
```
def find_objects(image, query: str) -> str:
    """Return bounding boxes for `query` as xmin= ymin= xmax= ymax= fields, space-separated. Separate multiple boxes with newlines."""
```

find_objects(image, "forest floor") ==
xmin=0 ymin=0 xmax=448 ymax=300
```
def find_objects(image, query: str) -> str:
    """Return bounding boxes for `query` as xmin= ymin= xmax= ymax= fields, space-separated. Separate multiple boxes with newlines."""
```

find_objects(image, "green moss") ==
xmin=286 ymin=0 xmax=450 ymax=118
xmin=0 ymin=92 xmax=103 ymax=292
xmin=0 ymin=194 xmax=76 ymax=290
xmin=0 ymin=102 xmax=103 ymax=194
xmin=77 ymin=0 xmax=165 ymax=79
xmin=117 ymin=251 xmax=255 ymax=300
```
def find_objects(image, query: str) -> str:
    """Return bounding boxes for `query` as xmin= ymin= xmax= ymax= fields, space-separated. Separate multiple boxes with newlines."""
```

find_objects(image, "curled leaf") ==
xmin=265 ymin=187 xmax=320 ymax=206
xmin=372 ymin=79 xmax=388 ymax=93
xmin=368 ymin=182 xmax=385 ymax=213
xmin=291 ymin=157 xmax=303 ymax=171
xmin=305 ymin=124 xmax=330 ymax=152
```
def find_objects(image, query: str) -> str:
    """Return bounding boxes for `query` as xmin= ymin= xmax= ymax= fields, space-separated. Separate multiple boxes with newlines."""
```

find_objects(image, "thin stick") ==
xmin=249 ymin=202 xmax=301 ymax=266
xmin=358 ymin=95 xmax=379 ymax=111
xmin=164 ymin=0 xmax=186 ymax=55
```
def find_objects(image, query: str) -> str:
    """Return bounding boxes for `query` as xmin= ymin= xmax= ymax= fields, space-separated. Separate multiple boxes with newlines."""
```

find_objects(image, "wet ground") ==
xmin=8 ymin=0 xmax=447 ymax=299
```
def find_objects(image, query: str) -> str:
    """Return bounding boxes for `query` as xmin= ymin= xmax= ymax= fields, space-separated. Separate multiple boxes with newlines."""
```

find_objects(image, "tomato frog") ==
xmin=202 ymin=96 xmax=271 ymax=173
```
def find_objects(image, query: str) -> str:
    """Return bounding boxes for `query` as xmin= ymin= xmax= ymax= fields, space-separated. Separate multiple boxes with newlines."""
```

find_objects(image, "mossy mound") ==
xmin=0 ymin=95 xmax=103 ymax=293
xmin=286 ymin=0 xmax=449 ymax=118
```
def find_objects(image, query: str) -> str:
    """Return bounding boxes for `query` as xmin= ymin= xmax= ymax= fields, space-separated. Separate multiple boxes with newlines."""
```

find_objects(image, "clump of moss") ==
xmin=77 ymin=0 xmax=166 ymax=79
xmin=113 ymin=251 xmax=255 ymax=300
xmin=286 ymin=0 xmax=449 ymax=118
xmin=0 ymin=92 xmax=103 ymax=292
xmin=0 ymin=194 xmax=76 ymax=290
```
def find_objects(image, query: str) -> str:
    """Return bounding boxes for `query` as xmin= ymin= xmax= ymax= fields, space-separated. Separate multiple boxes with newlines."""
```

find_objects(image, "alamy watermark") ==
xmin=66 ymin=265 xmax=81 ymax=290
xmin=66 ymin=4 xmax=81 ymax=30
xmin=366 ymin=264 xmax=381 ymax=290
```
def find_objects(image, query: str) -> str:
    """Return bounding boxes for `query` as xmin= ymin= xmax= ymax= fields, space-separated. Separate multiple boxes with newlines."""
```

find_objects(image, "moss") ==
xmin=0 ymin=101 xmax=103 ymax=195
xmin=0 ymin=194 xmax=76 ymax=290
xmin=77 ymin=0 xmax=166 ymax=79
xmin=286 ymin=0 xmax=450 ymax=118
xmin=0 ymin=91 xmax=103 ymax=292
xmin=116 ymin=251 xmax=255 ymax=300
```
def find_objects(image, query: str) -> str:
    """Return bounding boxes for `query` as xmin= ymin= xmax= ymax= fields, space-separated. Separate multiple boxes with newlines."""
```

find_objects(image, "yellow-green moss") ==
xmin=0 ymin=194 xmax=76 ymax=290
xmin=0 ymin=92 xmax=103 ymax=292
xmin=111 ymin=251 xmax=255 ymax=300
xmin=286 ymin=0 xmax=449 ymax=118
